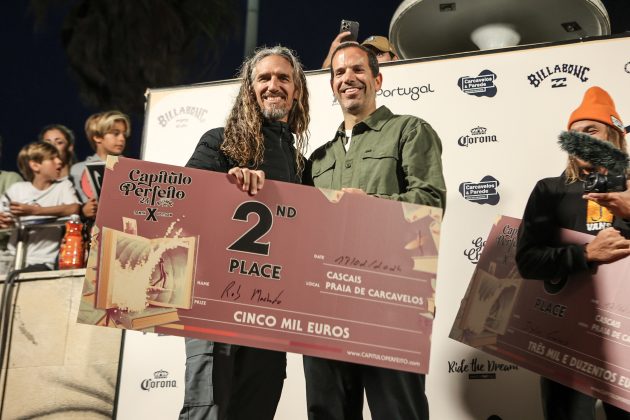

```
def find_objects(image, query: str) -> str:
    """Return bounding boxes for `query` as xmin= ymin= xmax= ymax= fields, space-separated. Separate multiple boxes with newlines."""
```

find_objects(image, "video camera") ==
xmin=558 ymin=131 xmax=629 ymax=193
xmin=583 ymin=171 xmax=626 ymax=193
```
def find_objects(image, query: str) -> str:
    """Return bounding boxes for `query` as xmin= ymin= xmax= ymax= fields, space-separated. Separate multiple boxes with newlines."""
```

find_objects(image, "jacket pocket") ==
xmin=310 ymin=158 xmax=336 ymax=188
xmin=360 ymin=146 xmax=400 ymax=194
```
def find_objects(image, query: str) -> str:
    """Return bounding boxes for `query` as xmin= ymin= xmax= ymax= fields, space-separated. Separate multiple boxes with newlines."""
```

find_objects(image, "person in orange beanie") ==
xmin=516 ymin=86 xmax=630 ymax=419
xmin=579 ymin=87 xmax=630 ymax=218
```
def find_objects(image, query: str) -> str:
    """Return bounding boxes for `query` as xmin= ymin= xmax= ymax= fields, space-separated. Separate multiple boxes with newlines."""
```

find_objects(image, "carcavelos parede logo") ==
xmin=459 ymin=176 xmax=500 ymax=205
xmin=457 ymin=70 xmax=497 ymax=97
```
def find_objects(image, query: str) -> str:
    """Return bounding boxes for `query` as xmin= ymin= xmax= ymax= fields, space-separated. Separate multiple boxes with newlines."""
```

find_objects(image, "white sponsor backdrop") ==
xmin=116 ymin=36 xmax=630 ymax=419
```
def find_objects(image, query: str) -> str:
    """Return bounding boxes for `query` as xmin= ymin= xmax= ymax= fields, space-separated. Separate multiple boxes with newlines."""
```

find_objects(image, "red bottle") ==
xmin=59 ymin=214 xmax=85 ymax=269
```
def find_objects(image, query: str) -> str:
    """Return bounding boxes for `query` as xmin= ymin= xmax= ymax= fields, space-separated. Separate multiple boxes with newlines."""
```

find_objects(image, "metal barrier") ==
xmin=0 ymin=216 xmax=70 ymax=273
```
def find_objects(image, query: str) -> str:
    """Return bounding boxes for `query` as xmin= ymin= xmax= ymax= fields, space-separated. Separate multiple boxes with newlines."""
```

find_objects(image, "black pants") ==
xmin=541 ymin=377 xmax=630 ymax=420
xmin=179 ymin=339 xmax=286 ymax=420
xmin=303 ymin=356 xmax=429 ymax=420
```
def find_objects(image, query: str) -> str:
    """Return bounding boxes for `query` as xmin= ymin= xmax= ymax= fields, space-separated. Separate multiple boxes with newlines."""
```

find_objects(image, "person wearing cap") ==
xmin=583 ymin=110 xmax=630 ymax=218
xmin=322 ymin=34 xmax=399 ymax=68
xmin=516 ymin=86 xmax=630 ymax=419
xmin=362 ymin=35 xmax=399 ymax=63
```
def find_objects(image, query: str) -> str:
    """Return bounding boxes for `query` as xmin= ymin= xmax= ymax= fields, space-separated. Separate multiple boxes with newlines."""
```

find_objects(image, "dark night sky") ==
xmin=1 ymin=0 xmax=628 ymax=174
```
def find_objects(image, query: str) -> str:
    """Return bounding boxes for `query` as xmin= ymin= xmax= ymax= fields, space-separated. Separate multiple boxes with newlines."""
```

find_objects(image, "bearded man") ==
xmin=179 ymin=45 xmax=309 ymax=420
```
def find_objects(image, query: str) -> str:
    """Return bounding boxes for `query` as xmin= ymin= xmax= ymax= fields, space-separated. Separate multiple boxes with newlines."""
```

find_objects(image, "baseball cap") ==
xmin=361 ymin=35 xmax=397 ymax=56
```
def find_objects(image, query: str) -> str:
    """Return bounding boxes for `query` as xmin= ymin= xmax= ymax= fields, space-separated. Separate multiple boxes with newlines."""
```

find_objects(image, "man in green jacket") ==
xmin=304 ymin=42 xmax=446 ymax=420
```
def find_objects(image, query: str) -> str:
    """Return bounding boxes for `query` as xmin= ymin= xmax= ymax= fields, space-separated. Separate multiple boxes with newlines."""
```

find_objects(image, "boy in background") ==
xmin=71 ymin=110 xmax=130 ymax=218
xmin=0 ymin=142 xmax=80 ymax=271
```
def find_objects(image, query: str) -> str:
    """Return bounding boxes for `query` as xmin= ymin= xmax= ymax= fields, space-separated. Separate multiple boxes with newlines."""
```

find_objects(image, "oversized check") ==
xmin=78 ymin=157 xmax=441 ymax=373
xmin=450 ymin=215 xmax=630 ymax=410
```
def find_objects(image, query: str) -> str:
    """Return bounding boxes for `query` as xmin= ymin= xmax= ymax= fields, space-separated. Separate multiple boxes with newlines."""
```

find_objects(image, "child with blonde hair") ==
xmin=0 ymin=142 xmax=80 ymax=271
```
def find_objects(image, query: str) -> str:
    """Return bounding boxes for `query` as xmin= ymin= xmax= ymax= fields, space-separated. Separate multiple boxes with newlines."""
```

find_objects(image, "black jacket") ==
xmin=186 ymin=120 xmax=299 ymax=184
xmin=182 ymin=119 xmax=299 ymax=357
xmin=516 ymin=174 xmax=630 ymax=281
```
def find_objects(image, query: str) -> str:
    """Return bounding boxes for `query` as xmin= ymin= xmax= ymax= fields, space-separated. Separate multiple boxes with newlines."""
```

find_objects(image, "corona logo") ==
xmin=470 ymin=126 xmax=487 ymax=135
xmin=140 ymin=369 xmax=177 ymax=391
xmin=458 ymin=126 xmax=498 ymax=148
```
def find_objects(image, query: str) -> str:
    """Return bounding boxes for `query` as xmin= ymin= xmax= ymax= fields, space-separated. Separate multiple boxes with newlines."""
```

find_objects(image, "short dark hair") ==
xmin=329 ymin=42 xmax=379 ymax=78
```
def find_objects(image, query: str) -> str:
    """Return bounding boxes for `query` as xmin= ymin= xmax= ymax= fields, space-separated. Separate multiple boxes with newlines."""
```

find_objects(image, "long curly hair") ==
xmin=221 ymin=46 xmax=310 ymax=178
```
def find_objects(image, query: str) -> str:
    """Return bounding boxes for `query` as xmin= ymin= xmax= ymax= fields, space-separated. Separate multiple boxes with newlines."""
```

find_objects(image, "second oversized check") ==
xmin=450 ymin=215 xmax=630 ymax=411
xmin=78 ymin=157 xmax=442 ymax=374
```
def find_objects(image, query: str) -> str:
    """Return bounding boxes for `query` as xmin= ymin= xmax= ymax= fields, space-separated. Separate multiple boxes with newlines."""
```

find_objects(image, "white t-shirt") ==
xmin=1 ymin=179 xmax=80 ymax=268
xmin=344 ymin=129 xmax=353 ymax=151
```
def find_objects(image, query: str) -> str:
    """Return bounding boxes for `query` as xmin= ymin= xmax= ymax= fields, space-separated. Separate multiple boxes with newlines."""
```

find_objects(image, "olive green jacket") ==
xmin=307 ymin=106 xmax=446 ymax=209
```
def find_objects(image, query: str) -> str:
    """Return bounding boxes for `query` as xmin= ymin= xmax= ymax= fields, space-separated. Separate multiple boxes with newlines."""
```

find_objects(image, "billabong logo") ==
xmin=527 ymin=64 xmax=589 ymax=88
xmin=458 ymin=126 xmax=498 ymax=147
xmin=457 ymin=70 xmax=497 ymax=97
xmin=140 ymin=369 xmax=177 ymax=391
xmin=157 ymin=106 xmax=209 ymax=128
xmin=459 ymin=176 xmax=500 ymax=205
xmin=464 ymin=236 xmax=486 ymax=264
xmin=551 ymin=78 xmax=567 ymax=88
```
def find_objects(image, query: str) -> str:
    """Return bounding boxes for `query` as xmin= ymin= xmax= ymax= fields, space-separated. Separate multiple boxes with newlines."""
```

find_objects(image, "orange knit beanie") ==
xmin=568 ymin=86 xmax=625 ymax=135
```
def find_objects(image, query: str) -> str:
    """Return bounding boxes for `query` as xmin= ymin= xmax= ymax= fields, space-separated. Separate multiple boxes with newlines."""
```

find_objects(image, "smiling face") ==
xmin=331 ymin=46 xmax=382 ymax=120
xmin=42 ymin=128 xmax=73 ymax=164
xmin=252 ymin=55 xmax=298 ymax=122
xmin=94 ymin=120 xmax=127 ymax=157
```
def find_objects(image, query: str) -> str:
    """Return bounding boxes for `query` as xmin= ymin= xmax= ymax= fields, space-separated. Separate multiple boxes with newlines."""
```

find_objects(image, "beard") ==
xmin=262 ymin=105 xmax=290 ymax=121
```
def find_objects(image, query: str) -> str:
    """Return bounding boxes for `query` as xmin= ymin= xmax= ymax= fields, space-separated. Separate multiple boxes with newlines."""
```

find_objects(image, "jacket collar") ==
xmin=263 ymin=118 xmax=294 ymax=145
xmin=335 ymin=105 xmax=394 ymax=138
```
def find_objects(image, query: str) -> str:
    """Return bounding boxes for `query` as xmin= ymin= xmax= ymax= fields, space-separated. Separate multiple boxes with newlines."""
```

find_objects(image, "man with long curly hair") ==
xmin=180 ymin=45 xmax=309 ymax=420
